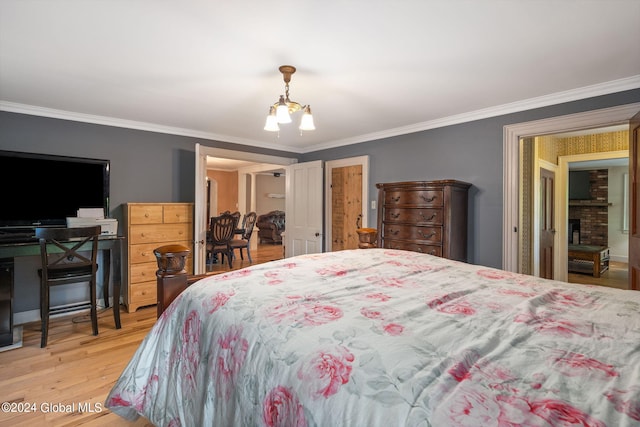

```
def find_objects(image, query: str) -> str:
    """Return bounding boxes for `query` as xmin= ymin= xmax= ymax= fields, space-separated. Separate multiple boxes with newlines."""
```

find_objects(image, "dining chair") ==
xmin=230 ymin=212 xmax=257 ymax=263
xmin=35 ymin=225 xmax=101 ymax=348
xmin=207 ymin=212 xmax=237 ymax=268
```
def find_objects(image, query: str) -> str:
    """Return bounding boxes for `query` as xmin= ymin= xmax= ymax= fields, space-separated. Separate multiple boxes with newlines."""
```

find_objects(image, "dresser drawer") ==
xmin=129 ymin=240 xmax=193 ymax=264
xmin=129 ymin=223 xmax=192 ymax=245
xmin=129 ymin=204 xmax=164 ymax=224
xmin=130 ymin=262 xmax=158 ymax=284
xmin=129 ymin=242 xmax=159 ymax=264
xmin=381 ymin=239 xmax=442 ymax=256
xmin=384 ymin=189 xmax=444 ymax=207
xmin=384 ymin=208 xmax=443 ymax=224
xmin=128 ymin=281 xmax=157 ymax=305
xmin=163 ymin=204 xmax=192 ymax=224
xmin=382 ymin=224 xmax=442 ymax=244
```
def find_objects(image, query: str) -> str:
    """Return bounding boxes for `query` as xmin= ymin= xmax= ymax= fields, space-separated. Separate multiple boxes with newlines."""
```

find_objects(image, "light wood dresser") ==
xmin=376 ymin=180 xmax=471 ymax=262
xmin=123 ymin=202 xmax=193 ymax=312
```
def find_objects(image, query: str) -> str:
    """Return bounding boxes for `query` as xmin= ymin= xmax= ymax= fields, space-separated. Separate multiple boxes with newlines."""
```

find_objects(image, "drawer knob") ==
xmin=145 ymin=213 xmax=150 ymax=218
xmin=420 ymin=212 xmax=437 ymax=221
xmin=388 ymin=229 xmax=399 ymax=236
xmin=391 ymin=196 xmax=401 ymax=203
xmin=421 ymin=195 xmax=437 ymax=203
xmin=391 ymin=212 xmax=401 ymax=219
xmin=418 ymin=231 xmax=436 ymax=239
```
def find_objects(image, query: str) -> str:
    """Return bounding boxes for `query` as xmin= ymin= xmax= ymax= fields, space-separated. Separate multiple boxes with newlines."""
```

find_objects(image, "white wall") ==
xmin=256 ymin=174 xmax=285 ymax=215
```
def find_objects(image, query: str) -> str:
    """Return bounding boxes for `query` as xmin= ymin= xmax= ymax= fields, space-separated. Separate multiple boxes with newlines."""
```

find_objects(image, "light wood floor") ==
xmin=567 ymin=260 xmax=629 ymax=290
xmin=0 ymin=243 xmax=283 ymax=427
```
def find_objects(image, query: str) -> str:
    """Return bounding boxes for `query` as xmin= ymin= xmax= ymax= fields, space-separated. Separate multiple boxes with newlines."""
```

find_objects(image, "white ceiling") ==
xmin=1 ymin=1 xmax=639 ymax=154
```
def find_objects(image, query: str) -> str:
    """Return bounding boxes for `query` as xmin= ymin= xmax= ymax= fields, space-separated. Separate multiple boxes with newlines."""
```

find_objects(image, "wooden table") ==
xmin=567 ymin=245 xmax=610 ymax=278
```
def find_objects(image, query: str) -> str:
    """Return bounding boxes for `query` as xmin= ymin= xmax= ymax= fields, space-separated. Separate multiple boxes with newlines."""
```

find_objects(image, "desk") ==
xmin=0 ymin=235 xmax=124 ymax=348
xmin=568 ymin=245 xmax=610 ymax=278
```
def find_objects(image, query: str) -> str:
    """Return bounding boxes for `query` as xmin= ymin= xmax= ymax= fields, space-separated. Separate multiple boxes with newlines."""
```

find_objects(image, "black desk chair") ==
xmin=207 ymin=213 xmax=237 ymax=268
xmin=35 ymin=226 xmax=101 ymax=348
xmin=230 ymin=212 xmax=257 ymax=263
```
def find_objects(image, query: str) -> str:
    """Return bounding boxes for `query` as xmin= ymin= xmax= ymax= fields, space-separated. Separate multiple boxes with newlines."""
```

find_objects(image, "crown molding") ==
xmin=0 ymin=101 xmax=301 ymax=153
xmin=301 ymin=75 xmax=640 ymax=153
xmin=2 ymin=75 xmax=639 ymax=154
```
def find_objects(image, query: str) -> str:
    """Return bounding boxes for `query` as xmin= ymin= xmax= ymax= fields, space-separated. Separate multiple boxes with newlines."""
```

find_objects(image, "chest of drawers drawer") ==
xmin=381 ymin=223 xmax=442 ymax=243
xmin=128 ymin=223 xmax=192 ymax=245
xmin=383 ymin=189 xmax=443 ymax=207
xmin=383 ymin=208 xmax=443 ymax=224
xmin=380 ymin=239 xmax=442 ymax=257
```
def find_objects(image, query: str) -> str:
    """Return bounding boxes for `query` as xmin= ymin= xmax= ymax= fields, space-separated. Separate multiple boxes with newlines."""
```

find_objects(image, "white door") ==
xmin=194 ymin=143 xmax=208 ymax=273
xmin=285 ymin=160 xmax=323 ymax=257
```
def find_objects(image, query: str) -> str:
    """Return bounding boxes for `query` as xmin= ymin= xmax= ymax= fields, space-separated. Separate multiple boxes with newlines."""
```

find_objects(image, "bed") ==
xmin=106 ymin=248 xmax=640 ymax=426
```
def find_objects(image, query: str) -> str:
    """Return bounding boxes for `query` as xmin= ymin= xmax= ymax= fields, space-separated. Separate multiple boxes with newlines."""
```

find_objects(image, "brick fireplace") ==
xmin=568 ymin=169 xmax=608 ymax=247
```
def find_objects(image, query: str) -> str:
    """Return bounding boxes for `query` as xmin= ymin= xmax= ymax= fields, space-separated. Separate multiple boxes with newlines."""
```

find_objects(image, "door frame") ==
xmin=194 ymin=145 xmax=297 ymax=274
xmin=534 ymin=160 xmax=558 ymax=278
xmin=556 ymin=150 xmax=629 ymax=282
xmin=324 ymin=156 xmax=370 ymax=251
xmin=503 ymin=102 xmax=640 ymax=272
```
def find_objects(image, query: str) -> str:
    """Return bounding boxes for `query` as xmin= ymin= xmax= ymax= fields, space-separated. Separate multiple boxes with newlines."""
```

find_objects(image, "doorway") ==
xmin=503 ymin=103 xmax=640 ymax=275
xmin=194 ymin=145 xmax=297 ymax=273
xmin=523 ymin=130 xmax=629 ymax=283
xmin=325 ymin=156 xmax=370 ymax=252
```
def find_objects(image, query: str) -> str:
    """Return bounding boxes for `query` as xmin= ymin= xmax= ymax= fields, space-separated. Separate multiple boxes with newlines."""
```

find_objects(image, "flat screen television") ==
xmin=0 ymin=150 xmax=110 ymax=228
xmin=568 ymin=170 xmax=592 ymax=200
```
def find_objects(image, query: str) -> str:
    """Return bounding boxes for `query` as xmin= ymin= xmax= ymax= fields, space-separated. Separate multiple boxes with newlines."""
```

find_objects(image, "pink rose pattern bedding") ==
xmin=106 ymin=249 xmax=640 ymax=426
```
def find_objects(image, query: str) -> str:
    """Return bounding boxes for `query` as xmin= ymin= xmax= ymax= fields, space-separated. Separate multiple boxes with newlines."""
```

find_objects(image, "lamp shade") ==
xmin=276 ymin=96 xmax=292 ymax=123
xmin=264 ymin=108 xmax=280 ymax=131
xmin=299 ymin=106 xmax=315 ymax=131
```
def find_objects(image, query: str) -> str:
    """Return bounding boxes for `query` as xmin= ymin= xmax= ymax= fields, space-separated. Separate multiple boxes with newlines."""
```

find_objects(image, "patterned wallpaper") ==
xmin=537 ymin=130 xmax=628 ymax=164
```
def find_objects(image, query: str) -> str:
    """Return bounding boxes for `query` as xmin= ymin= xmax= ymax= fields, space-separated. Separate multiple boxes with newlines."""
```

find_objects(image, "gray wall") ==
xmin=300 ymin=89 xmax=640 ymax=268
xmin=0 ymin=112 xmax=298 ymax=314
xmin=1 ymin=88 xmax=639 ymax=314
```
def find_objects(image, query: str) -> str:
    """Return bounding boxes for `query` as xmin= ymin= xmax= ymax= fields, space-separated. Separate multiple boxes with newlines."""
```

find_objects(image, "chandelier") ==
xmin=264 ymin=65 xmax=315 ymax=132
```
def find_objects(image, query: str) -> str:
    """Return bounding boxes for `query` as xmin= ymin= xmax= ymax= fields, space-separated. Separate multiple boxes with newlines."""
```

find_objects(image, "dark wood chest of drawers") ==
xmin=376 ymin=180 xmax=471 ymax=261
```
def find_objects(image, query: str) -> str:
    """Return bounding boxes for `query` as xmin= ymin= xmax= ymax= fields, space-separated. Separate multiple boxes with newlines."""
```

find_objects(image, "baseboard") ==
xmin=14 ymin=298 xmax=113 ymax=325
xmin=610 ymin=255 xmax=628 ymax=263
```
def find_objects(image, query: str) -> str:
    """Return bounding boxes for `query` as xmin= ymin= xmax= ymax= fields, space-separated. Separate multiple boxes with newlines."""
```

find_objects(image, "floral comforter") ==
xmin=106 ymin=249 xmax=640 ymax=427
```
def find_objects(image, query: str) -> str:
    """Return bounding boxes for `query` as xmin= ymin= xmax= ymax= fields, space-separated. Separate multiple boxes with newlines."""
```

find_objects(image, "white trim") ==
xmin=503 ymin=103 xmax=640 ymax=272
xmin=3 ymin=75 xmax=639 ymax=154
xmin=324 ymin=156 xmax=370 ymax=251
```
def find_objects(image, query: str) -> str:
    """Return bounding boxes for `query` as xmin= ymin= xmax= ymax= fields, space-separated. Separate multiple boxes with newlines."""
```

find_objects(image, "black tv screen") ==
xmin=0 ymin=150 xmax=110 ymax=228
xmin=568 ymin=170 xmax=591 ymax=200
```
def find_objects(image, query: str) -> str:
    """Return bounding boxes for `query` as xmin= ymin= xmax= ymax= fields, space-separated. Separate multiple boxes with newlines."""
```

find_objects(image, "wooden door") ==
xmin=629 ymin=111 xmax=640 ymax=290
xmin=331 ymin=165 xmax=363 ymax=251
xmin=540 ymin=168 xmax=555 ymax=279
